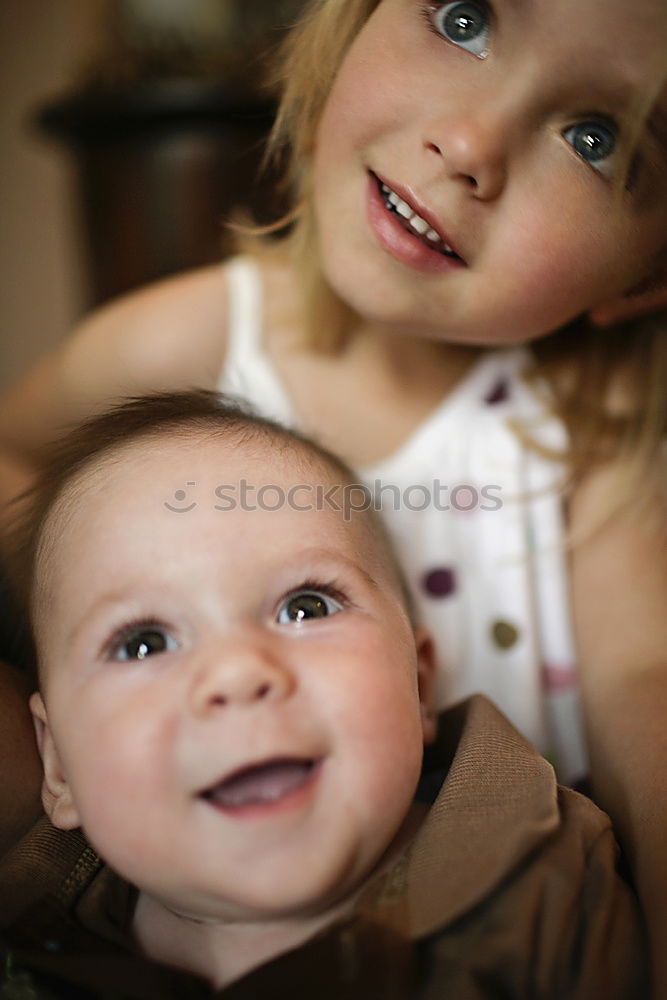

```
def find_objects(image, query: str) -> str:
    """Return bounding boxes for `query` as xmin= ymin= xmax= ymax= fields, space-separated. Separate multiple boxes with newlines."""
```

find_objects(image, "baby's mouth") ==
xmin=201 ymin=758 xmax=320 ymax=810
xmin=375 ymin=175 xmax=463 ymax=262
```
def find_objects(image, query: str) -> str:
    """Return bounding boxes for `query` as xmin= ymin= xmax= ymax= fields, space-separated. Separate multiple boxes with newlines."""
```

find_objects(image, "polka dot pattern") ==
xmin=484 ymin=378 xmax=510 ymax=405
xmin=541 ymin=663 xmax=577 ymax=692
xmin=422 ymin=567 xmax=457 ymax=599
xmin=491 ymin=619 xmax=520 ymax=650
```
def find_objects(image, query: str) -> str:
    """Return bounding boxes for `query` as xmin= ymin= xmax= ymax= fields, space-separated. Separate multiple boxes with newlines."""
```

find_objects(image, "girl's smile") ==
xmin=367 ymin=171 xmax=467 ymax=272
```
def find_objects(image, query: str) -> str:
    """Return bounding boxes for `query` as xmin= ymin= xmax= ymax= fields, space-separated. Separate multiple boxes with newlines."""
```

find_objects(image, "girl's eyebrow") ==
xmin=646 ymin=104 xmax=667 ymax=165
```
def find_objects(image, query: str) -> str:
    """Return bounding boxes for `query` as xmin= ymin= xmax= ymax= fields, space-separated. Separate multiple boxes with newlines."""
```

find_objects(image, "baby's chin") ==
xmin=128 ymin=824 xmax=407 ymax=931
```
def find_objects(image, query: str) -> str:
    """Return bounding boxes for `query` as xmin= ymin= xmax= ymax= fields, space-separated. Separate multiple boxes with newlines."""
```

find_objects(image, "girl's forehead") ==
xmin=558 ymin=0 xmax=666 ymax=52
xmin=520 ymin=0 xmax=667 ymax=139
xmin=368 ymin=0 xmax=667 ymax=86
xmin=427 ymin=0 xmax=665 ymax=107
xmin=490 ymin=0 xmax=664 ymax=57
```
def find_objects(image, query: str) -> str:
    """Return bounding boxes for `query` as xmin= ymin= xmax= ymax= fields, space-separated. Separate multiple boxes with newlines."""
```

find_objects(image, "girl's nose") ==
xmin=189 ymin=636 xmax=295 ymax=715
xmin=424 ymin=110 xmax=508 ymax=201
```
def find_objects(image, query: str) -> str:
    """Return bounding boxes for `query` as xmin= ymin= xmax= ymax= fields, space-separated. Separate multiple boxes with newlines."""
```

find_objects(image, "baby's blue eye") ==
xmin=114 ymin=626 xmax=178 ymax=661
xmin=563 ymin=120 xmax=617 ymax=175
xmin=276 ymin=590 xmax=343 ymax=624
xmin=429 ymin=1 xmax=490 ymax=58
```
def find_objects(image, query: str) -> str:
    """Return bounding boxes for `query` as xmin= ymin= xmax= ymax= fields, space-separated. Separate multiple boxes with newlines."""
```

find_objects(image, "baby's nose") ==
xmin=189 ymin=637 xmax=295 ymax=714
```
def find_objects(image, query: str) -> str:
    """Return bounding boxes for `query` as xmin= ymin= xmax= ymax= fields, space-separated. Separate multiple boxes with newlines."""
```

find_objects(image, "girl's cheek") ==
xmin=513 ymin=192 xmax=630 ymax=299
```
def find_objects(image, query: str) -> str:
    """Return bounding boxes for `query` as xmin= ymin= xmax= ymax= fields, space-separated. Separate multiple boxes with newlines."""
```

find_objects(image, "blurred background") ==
xmin=0 ymin=0 xmax=305 ymax=392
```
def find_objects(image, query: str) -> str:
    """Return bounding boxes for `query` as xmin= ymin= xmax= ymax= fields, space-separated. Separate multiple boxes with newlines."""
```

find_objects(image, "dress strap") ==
xmin=225 ymin=255 xmax=265 ymax=366
xmin=219 ymin=256 xmax=296 ymax=426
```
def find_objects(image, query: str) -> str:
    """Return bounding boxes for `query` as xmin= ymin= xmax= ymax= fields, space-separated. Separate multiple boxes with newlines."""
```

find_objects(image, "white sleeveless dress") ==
xmin=218 ymin=256 xmax=588 ymax=782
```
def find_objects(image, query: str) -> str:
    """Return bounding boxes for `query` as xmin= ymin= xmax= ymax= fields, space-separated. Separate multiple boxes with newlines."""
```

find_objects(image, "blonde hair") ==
xmin=263 ymin=0 xmax=667 ymax=507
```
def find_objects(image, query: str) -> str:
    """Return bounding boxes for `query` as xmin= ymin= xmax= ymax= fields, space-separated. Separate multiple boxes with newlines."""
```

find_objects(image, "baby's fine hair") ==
xmin=265 ymin=0 xmax=667 ymax=501
xmin=6 ymin=389 xmax=414 ymax=682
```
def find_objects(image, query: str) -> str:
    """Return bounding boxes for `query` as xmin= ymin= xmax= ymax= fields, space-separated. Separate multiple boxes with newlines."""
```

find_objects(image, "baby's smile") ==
xmin=199 ymin=757 xmax=323 ymax=817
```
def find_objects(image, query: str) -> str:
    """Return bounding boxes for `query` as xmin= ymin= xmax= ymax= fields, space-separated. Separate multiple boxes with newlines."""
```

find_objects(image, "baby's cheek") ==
xmin=74 ymin=753 xmax=171 ymax=874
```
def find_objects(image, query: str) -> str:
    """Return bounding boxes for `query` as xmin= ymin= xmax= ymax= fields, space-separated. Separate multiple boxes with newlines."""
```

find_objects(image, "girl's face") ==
xmin=313 ymin=0 xmax=667 ymax=344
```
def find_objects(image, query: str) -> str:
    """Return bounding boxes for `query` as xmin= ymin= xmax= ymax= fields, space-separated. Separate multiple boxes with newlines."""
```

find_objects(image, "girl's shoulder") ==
xmin=568 ymin=454 xmax=667 ymax=689
xmin=69 ymin=248 xmax=296 ymax=382
xmin=0 ymin=251 xmax=300 ymax=464
xmin=0 ymin=261 xmax=236 ymax=470
xmin=72 ymin=261 xmax=235 ymax=387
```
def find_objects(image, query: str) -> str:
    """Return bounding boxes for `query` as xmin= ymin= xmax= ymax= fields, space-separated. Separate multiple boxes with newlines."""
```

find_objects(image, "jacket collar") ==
xmin=0 ymin=696 xmax=560 ymax=997
xmin=357 ymin=695 xmax=560 ymax=938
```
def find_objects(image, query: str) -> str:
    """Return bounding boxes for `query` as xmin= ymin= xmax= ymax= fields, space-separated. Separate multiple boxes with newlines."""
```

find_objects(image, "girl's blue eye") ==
xmin=276 ymin=590 xmax=343 ymax=624
xmin=429 ymin=1 xmax=490 ymax=58
xmin=113 ymin=626 xmax=178 ymax=661
xmin=563 ymin=120 xmax=617 ymax=175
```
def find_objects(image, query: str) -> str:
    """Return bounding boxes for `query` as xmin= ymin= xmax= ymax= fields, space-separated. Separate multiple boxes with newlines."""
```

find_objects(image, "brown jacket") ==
xmin=0 ymin=696 xmax=648 ymax=999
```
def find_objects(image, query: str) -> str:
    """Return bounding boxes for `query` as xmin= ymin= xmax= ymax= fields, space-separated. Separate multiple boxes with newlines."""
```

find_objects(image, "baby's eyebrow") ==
xmin=62 ymin=589 xmax=150 ymax=647
xmin=285 ymin=548 xmax=384 ymax=592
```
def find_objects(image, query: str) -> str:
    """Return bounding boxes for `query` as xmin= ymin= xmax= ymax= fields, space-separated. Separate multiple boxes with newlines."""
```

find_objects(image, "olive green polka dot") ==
xmin=491 ymin=619 xmax=520 ymax=650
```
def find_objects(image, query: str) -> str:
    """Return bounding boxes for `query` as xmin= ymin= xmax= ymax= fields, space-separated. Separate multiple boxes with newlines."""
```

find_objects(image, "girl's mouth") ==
xmin=375 ymin=175 xmax=463 ymax=262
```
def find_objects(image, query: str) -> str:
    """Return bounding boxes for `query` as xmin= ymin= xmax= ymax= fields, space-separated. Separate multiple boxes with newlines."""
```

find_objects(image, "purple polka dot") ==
xmin=422 ymin=567 xmax=457 ymax=598
xmin=484 ymin=378 xmax=509 ymax=405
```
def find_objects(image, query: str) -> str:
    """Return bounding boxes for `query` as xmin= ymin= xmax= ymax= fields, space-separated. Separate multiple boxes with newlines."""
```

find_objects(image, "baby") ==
xmin=0 ymin=391 xmax=647 ymax=998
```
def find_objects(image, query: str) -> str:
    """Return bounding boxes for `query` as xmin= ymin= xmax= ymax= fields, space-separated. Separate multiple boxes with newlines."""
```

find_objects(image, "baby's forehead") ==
xmin=30 ymin=427 xmax=410 ymax=659
xmin=53 ymin=426 xmax=340 ymax=496
xmin=36 ymin=427 xmax=393 ymax=586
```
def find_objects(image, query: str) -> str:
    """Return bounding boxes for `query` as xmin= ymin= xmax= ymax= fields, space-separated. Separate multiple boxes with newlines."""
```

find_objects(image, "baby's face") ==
xmin=33 ymin=433 xmax=432 ymax=924
xmin=314 ymin=0 xmax=667 ymax=344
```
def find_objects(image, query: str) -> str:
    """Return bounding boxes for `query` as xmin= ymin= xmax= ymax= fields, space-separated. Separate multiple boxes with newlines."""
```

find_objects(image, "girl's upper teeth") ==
xmin=381 ymin=183 xmax=454 ymax=253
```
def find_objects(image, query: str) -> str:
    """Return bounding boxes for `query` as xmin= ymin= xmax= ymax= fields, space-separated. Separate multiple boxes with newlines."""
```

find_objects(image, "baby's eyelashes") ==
xmin=275 ymin=584 xmax=346 ymax=625
xmin=98 ymin=582 xmax=350 ymax=662
xmin=107 ymin=621 xmax=179 ymax=661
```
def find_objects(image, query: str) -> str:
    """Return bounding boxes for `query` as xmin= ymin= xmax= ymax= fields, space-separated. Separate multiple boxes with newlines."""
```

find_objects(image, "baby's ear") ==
xmin=588 ymin=267 xmax=667 ymax=327
xmin=414 ymin=626 xmax=438 ymax=745
xmin=30 ymin=692 xmax=81 ymax=830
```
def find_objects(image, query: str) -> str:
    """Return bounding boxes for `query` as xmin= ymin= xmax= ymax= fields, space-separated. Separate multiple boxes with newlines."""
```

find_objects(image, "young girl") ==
xmin=1 ymin=0 xmax=667 ymax=988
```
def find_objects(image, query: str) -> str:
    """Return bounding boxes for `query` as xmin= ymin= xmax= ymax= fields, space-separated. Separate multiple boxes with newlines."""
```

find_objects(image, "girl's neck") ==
xmin=342 ymin=318 xmax=480 ymax=391
xmin=262 ymin=253 xmax=482 ymax=467
xmin=281 ymin=321 xmax=480 ymax=467
xmin=265 ymin=249 xmax=480 ymax=382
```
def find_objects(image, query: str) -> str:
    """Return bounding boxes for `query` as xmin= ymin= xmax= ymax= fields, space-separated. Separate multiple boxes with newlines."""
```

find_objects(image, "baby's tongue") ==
xmin=207 ymin=760 xmax=313 ymax=808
